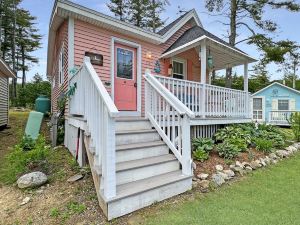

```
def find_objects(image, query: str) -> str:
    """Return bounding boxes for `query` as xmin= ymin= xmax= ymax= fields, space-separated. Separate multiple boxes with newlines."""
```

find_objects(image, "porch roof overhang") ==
xmin=160 ymin=35 xmax=257 ymax=71
xmin=0 ymin=58 xmax=16 ymax=78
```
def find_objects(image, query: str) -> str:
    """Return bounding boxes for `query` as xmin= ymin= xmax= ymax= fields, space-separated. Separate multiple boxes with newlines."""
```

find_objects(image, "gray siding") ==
xmin=0 ymin=77 xmax=8 ymax=127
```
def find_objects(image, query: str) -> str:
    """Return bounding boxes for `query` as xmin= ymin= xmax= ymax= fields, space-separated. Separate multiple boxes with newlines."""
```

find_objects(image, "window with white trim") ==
xmin=278 ymin=99 xmax=289 ymax=110
xmin=172 ymin=59 xmax=186 ymax=80
xmin=58 ymin=45 xmax=64 ymax=86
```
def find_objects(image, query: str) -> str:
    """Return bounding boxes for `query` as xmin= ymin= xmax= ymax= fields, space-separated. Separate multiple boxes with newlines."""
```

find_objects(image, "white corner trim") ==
xmin=110 ymin=37 xmax=142 ymax=114
xmin=68 ymin=17 xmax=75 ymax=87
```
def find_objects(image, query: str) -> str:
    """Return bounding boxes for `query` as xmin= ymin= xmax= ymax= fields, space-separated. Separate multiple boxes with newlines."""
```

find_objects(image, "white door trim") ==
xmin=111 ymin=37 xmax=142 ymax=116
xmin=253 ymin=96 xmax=265 ymax=122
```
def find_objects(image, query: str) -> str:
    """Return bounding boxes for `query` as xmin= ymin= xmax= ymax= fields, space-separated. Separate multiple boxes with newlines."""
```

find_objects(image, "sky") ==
xmin=20 ymin=0 xmax=300 ymax=81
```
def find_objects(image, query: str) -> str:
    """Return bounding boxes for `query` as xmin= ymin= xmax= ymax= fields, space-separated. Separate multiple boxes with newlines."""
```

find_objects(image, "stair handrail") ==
xmin=69 ymin=57 xmax=118 ymax=200
xmin=144 ymin=71 xmax=194 ymax=176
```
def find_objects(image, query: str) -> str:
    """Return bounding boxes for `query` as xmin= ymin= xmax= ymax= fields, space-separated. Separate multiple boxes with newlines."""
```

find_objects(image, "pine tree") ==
xmin=146 ymin=0 xmax=167 ymax=32
xmin=205 ymin=0 xmax=300 ymax=88
xmin=127 ymin=0 xmax=149 ymax=28
xmin=107 ymin=0 xmax=128 ymax=21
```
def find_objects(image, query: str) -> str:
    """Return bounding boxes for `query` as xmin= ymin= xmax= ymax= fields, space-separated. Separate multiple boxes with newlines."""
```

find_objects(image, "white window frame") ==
xmin=172 ymin=57 xmax=187 ymax=80
xmin=252 ymin=96 xmax=265 ymax=122
xmin=58 ymin=45 xmax=64 ymax=86
xmin=277 ymin=99 xmax=289 ymax=111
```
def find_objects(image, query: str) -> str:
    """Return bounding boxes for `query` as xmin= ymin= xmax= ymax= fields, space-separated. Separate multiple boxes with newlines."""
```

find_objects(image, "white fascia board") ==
xmin=0 ymin=58 xmax=16 ymax=78
xmin=161 ymin=35 xmax=257 ymax=63
xmin=252 ymin=82 xmax=300 ymax=96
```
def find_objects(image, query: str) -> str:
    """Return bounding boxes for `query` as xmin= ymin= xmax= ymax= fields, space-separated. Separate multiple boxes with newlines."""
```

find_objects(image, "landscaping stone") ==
xmin=229 ymin=164 xmax=235 ymax=170
xmin=292 ymin=143 xmax=300 ymax=150
xmin=67 ymin=174 xmax=84 ymax=183
xmin=264 ymin=156 xmax=271 ymax=165
xmin=255 ymin=159 xmax=263 ymax=167
xmin=235 ymin=161 xmax=243 ymax=168
xmin=192 ymin=162 xmax=197 ymax=170
xmin=271 ymin=159 xmax=278 ymax=164
xmin=250 ymin=160 xmax=260 ymax=170
xmin=197 ymin=173 xmax=209 ymax=180
xmin=20 ymin=197 xmax=30 ymax=206
xmin=212 ymin=173 xmax=225 ymax=186
xmin=276 ymin=150 xmax=289 ymax=158
xmin=245 ymin=166 xmax=253 ymax=172
xmin=223 ymin=169 xmax=235 ymax=178
xmin=215 ymin=165 xmax=223 ymax=171
xmin=17 ymin=172 xmax=48 ymax=189
xmin=242 ymin=162 xmax=251 ymax=168
xmin=199 ymin=180 xmax=210 ymax=189
xmin=231 ymin=166 xmax=246 ymax=176
xmin=218 ymin=172 xmax=230 ymax=180
xmin=259 ymin=158 xmax=267 ymax=167
xmin=269 ymin=153 xmax=278 ymax=160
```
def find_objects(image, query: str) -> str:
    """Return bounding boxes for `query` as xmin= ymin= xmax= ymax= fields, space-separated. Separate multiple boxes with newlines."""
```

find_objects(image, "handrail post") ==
xmin=103 ymin=113 xmax=116 ymax=199
xmin=182 ymin=114 xmax=192 ymax=176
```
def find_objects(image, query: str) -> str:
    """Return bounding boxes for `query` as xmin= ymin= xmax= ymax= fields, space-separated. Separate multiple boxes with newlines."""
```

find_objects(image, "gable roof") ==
xmin=0 ymin=58 xmax=16 ymax=78
xmin=164 ymin=26 xmax=245 ymax=54
xmin=47 ymin=0 xmax=203 ymax=75
xmin=252 ymin=82 xmax=300 ymax=96
xmin=157 ymin=10 xmax=202 ymax=35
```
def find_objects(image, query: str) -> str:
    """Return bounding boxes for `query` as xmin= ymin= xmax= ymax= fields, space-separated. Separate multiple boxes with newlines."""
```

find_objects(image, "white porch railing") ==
xmin=144 ymin=72 xmax=195 ymax=176
xmin=269 ymin=111 xmax=296 ymax=126
xmin=69 ymin=57 xmax=119 ymax=199
xmin=155 ymin=75 xmax=250 ymax=118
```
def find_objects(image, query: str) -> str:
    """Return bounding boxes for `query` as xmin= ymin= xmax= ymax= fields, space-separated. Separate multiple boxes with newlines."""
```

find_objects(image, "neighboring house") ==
xmin=0 ymin=58 xmax=16 ymax=128
xmin=251 ymin=82 xmax=300 ymax=126
xmin=47 ymin=0 xmax=256 ymax=220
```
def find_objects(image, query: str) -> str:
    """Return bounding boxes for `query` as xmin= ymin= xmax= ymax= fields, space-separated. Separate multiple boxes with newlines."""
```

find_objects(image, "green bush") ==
xmin=0 ymin=135 xmax=50 ymax=184
xmin=192 ymin=137 xmax=214 ymax=152
xmin=19 ymin=135 xmax=36 ymax=151
xmin=215 ymin=126 xmax=251 ymax=144
xmin=253 ymin=138 xmax=273 ymax=153
xmin=289 ymin=112 xmax=300 ymax=141
xmin=226 ymin=138 xmax=248 ymax=152
xmin=193 ymin=149 xmax=209 ymax=162
xmin=216 ymin=141 xmax=240 ymax=159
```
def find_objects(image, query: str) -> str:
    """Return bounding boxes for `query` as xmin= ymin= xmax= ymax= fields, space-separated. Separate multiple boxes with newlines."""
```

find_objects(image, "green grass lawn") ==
xmin=140 ymin=153 xmax=300 ymax=225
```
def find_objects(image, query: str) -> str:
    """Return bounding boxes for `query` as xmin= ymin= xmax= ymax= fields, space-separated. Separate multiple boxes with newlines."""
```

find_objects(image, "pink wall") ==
xmin=50 ymin=18 xmax=208 ymax=114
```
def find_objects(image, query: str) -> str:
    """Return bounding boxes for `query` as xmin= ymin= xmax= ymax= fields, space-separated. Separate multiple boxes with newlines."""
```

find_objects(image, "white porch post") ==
xmin=200 ymin=41 xmax=207 ymax=118
xmin=182 ymin=115 xmax=192 ymax=176
xmin=244 ymin=63 xmax=249 ymax=118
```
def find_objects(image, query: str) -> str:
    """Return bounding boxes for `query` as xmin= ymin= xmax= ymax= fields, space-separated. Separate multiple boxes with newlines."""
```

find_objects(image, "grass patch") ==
xmin=140 ymin=153 xmax=300 ymax=225
xmin=0 ymin=135 xmax=50 ymax=184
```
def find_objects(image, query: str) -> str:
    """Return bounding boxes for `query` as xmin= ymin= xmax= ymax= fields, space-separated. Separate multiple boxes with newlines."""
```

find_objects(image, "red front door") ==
xmin=114 ymin=43 xmax=137 ymax=111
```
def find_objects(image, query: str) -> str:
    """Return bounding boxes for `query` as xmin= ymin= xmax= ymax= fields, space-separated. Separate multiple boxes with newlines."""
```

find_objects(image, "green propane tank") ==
xmin=35 ymin=95 xmax=51 ymax=114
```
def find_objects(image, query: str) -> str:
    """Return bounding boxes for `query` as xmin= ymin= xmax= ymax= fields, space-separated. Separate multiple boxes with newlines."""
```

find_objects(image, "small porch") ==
xmin=268 ymin=111 xmax=297 ymax=126
xmin=157 ymin=32 xmax=256 ymax=125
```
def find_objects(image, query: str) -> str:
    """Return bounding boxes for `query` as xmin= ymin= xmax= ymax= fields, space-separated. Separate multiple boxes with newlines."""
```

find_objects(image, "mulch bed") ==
xmin=194 ymin=148 xmax=267 ymax=176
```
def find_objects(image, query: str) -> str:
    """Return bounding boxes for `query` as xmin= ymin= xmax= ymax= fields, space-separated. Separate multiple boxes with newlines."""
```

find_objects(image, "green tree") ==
xmin=146 ymin=0 xmax=168 ymax=32
xmin=127 ymin=0 xmax=150 ymax=28
xmin=205 ymin=0 xmax=300 ymax=88
xmin=107 ymin=0 xmax=128 ymax=21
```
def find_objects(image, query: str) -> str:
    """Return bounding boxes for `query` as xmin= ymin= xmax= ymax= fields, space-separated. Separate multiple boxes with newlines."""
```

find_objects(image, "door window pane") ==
xmin=278 ymin=99 xmax=289 ymax=110
xmin=173 ymin=61 xmax=184 ymax=79
xmin=117 ymin=48 xmax=133 ymax=79
xmin=253 ymin=98 xmax=262 ymax=110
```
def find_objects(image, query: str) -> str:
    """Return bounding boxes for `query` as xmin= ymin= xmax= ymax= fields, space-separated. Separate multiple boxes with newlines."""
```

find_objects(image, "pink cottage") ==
xmin=47 ymin=0 xmax=256 ymax=220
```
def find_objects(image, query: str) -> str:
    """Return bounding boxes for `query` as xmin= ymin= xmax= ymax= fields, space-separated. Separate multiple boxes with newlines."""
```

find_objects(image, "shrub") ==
xmin=19 ymin=135 xmax=36 ymax=151
xmin=193 ymin=149 xmax=209 ymax=162
xmin=215 ymin=126 xmax=251 ymax=144
xmin=253 ymin=138 xmax=273 ymax=153
xmin=216 ymin=141 xmax=240 ymax=159
xmin=256 ymin=130 xmax=285 ymax=148
xmin=192 ymin=137 xmax=214 ymax=152
xmin=226 ymin=138 xmax=248 ymax=152
xmin=0 ymin=135 xmax=50 ymax=184
xmin=288 ymin=112 xmax=300 ymax=141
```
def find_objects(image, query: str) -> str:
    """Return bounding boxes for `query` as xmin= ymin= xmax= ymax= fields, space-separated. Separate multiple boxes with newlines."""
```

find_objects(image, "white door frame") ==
xmin=111 ymin=37 xmax=142 ymax=116
xmin=252 ymin=96 xmax=265 ymax=122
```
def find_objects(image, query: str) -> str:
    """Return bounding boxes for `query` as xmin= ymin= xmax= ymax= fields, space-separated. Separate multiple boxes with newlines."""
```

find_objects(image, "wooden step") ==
xmin=105 ymin=170 xmax=192 ymax=219
xmin=116 ymin=141 xmax=169 ymax=163
xmin=116 ymin=129 xmax=160 ymax=145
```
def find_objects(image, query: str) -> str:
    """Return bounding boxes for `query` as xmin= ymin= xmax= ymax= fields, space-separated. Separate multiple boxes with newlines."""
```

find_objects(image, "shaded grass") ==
xmin=141 ymin=153 xmax=300 ymax=225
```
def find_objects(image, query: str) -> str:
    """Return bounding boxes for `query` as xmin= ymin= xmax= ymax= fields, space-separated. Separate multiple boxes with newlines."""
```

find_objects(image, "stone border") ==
xmin=193 ymin=143 xmax=300 ymax=191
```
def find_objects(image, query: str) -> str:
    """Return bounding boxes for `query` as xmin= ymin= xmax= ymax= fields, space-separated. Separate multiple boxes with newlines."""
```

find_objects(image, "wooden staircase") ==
xmin=84 ymin=117 xmax=192 ymax=220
